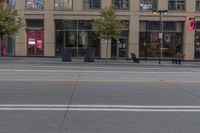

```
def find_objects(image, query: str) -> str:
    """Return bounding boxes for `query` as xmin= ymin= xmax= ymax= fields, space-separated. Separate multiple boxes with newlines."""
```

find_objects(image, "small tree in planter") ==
xmin=93 ymin=6 xmax=126 ymax=62
xmin=0 ymin=2 xmax=23 ymax=56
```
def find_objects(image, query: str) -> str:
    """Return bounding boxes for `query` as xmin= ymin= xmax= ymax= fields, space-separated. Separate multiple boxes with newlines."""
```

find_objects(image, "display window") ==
xmin=55 ymin=20 xmax=100 ymax=57
xmin=139 ymin=21 xmax=184 ymax=59
xmin=27 ymin=30 xmax=44 ymax=56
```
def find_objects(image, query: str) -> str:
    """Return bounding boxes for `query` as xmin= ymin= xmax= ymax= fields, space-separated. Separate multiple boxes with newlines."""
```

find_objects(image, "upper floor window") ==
xmin=113 ymin=0 xmax=129 ymax=10
xmin=140 ymin=0 xmax=157 ymax=10
xmin=168 ymin=0 xmax=185 ymax=10
xmin=196 ymin=0 xmax=200 ymax=11
xmin=83 ymin=0 xmax=101 ymax=10
xmin=26 ymin=0 xmax=44 ymax=10
xmin=55 ymin=0 xmax=72 ymax=10
xmin=0 ymin=0 xmax=15 ymax=7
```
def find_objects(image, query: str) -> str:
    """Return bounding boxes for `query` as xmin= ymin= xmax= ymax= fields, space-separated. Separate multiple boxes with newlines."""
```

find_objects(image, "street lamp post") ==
xmin=152 ymin=10 xmax=168 ymax=64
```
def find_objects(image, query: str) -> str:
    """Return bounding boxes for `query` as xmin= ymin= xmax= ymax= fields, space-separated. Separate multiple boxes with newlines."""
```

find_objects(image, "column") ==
xmin=128 ymin=15 xmax=140 ymax=58
xmin=44 ymin=0 xmax=55 ymax=57
xmin=184 ymin=16 xmax=195 ymax=60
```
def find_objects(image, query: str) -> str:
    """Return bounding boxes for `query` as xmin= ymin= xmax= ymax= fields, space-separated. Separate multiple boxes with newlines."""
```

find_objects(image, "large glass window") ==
xmin=26 ymin=20 xmax=44 ymax=56
xmin=26 ymin=0 xmax=44 ymax=10
xmin=140 ymin=0 xmax=157 ymax=10
xmin=196 ymin=0 xmax=200 ymax=11
xmin=55 ymin=20 xmax=100 ymax=57
xmin=83 ymin=0 xmax=101 ymax=10
xmin=168 ymin=0 xmax=185 ymax=10
xmin=0 ymin=0 xmax=14 ymax=7
xmin=54 ymin=0 xmax=72 ymax=10
xmin=113 ymin=0 xmax=129 ymax=10
xmin=195 ymin=22 xmax=200 ymax=59
xmin=139 ymin=21 xmax=184 ymax=59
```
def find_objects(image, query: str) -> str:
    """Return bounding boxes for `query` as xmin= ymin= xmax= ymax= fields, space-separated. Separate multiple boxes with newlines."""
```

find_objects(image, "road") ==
xmin=0 ymin=63 xmax=200 ymax=133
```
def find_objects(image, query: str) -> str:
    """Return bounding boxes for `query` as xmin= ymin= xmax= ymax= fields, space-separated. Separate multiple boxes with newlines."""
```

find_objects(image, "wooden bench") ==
xmin=172 ymin=53 xmax=185 ymax=64
xmin=131 ymin=53 xmax=140 ymax=63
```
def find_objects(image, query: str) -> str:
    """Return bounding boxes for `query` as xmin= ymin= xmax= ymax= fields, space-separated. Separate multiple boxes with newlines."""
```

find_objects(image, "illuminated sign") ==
xmin=189 ymin=17 xmax=195 ymax=30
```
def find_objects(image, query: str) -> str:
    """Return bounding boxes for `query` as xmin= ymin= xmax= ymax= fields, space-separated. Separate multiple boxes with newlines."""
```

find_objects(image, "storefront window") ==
xmin=140 ymin=0 xmax=157 ymax=10
xmin=26 ymin=0 xmax=44 ymax=10
xmin=26 ymin=20 xmax=44 ymax=56
xmin=195 ymin=22 xmax=200 ymax=59
xmin=54 ymin=0 xmax=72 ymax=10
xmin=27 ymin=31 xmax=44 ymax=56
xmin=139 ymin=21 xmax=184 ymax=59
xmin=55 ymin=20 xmax=100 ymax=57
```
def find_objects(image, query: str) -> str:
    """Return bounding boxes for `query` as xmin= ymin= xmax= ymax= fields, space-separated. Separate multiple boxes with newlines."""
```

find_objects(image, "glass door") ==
xmin=118 ymin=38 xmax=127 ymax=58
xmin=111 ymin=37 xmax=128 ymax=58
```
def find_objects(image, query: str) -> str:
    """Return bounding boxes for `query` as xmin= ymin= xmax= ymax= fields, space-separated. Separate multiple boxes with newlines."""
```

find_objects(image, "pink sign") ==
xmin=37 ymin=40 xmax=43 ymax=49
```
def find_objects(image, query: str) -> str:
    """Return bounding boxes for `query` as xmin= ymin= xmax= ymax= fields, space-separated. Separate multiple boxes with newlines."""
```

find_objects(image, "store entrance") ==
xmin=27 ymin=30 xmax=44 ymax=56
xmin=111 ymin=38 xmax=128 ymax=58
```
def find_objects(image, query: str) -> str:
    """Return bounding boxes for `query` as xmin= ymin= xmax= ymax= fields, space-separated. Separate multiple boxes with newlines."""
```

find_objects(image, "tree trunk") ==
xmin=106 ymin=39 xmax=109 ymax=62
xmin=0 ymin=35 xmax=3 ymax=56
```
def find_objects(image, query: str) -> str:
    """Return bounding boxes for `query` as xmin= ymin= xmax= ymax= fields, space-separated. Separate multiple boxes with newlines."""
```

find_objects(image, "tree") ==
xmin=0 ymin=2 xmax=23 ymax=56
xmin=93 ymin=6 xmax=126 ymax=62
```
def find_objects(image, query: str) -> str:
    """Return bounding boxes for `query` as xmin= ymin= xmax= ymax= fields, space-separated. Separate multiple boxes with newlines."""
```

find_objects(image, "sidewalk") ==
xmin=0 ymin=57 xmax=200 ymax=67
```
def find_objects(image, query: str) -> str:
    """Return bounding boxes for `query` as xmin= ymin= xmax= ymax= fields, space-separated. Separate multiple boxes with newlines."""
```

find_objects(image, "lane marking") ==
xmin=0 ymin=79 xmax=200 ymax=83
xmin=0 ymin=104 xmax=200 ymax=112
xmin=0 ymin=108 xmax=200 ymax=112
xmin=0 ymin=69 xmax=199 ymax=74
xmin=1 ymin=104 xmax=200 ymax=108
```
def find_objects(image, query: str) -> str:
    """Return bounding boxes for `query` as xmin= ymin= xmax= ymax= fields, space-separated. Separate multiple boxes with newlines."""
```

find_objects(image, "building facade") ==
xmin=1 ymin=0 xmax=200 ymax=60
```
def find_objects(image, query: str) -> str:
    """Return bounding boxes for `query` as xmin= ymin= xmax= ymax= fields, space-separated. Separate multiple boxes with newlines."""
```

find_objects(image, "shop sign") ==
xmin=189 ymin=17 xmax=195 ymax=31
xmin=28 ymin=37 xmax=36 ymax=45
xmin=36 ymin=40 xmax=43 ymax=49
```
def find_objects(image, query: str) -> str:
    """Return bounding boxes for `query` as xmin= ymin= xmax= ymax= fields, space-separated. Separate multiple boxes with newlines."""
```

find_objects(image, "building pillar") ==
xmin=44 ymin=14 xmax=55 ymax=57
xmin=128 ymin=15 xmax=139 ymax=58
xmin=15 ymin=0 xmax=26 ymax=56
xmin=184 ymin=17 xmax=195 ymax=60
xmin=15 ymin=21 xmax=26 ymax=56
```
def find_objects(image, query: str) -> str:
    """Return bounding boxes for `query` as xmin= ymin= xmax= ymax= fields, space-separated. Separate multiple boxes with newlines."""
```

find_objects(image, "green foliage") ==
xmin=93 ymin=6 xmax=126 ymax=40
xmin=0 ymin=3 xmax=24 ymax=38
xmin=92 ymin=6 xmax=127 ymax=61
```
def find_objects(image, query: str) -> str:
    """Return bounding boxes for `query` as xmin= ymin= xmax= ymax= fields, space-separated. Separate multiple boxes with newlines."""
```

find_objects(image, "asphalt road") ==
xmin=0 ymin=63 xmax=200 ymax=133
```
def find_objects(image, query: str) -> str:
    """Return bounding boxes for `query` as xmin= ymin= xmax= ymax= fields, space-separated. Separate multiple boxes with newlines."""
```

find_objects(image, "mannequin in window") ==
xmin=79 ymin=31 xmax=88 ymax=46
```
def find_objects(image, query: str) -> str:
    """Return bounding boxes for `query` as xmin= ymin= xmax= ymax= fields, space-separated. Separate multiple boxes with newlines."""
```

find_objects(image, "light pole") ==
xmin=152 ymin=10 xmax=168 ymax=64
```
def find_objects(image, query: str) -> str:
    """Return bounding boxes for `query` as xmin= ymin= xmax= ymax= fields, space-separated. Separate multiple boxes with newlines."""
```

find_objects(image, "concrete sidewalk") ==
xmin=0 ymin=57 xmax=200 ymax=67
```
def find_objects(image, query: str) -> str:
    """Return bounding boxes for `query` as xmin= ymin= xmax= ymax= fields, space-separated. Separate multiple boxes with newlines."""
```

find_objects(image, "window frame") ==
xmin=196 ymin=0 xmax=200 ymax=11
xmin=25 ymin=0 xmax=44 ymax=10
xmin=168 ymin=0 xmax=185 ymax=11
xmin=83 ymin=0 xmax=101 ymax=10
xmin=112 ymin=0 xmax=130 ymax=10
xmin=0 ymin=0 xmax=15 ymax=8
xmin=140 ymin=0 xmax=157 ymax=11
xmin=54 ymin=0 xmax=73 ymax=10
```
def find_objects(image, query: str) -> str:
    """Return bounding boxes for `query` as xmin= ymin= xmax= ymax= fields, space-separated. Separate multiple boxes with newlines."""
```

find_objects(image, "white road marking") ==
xmin=0 ymin=104 xmax=200 ymax=112
xmin=0 ymin=69 xmax=198 ymax=74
